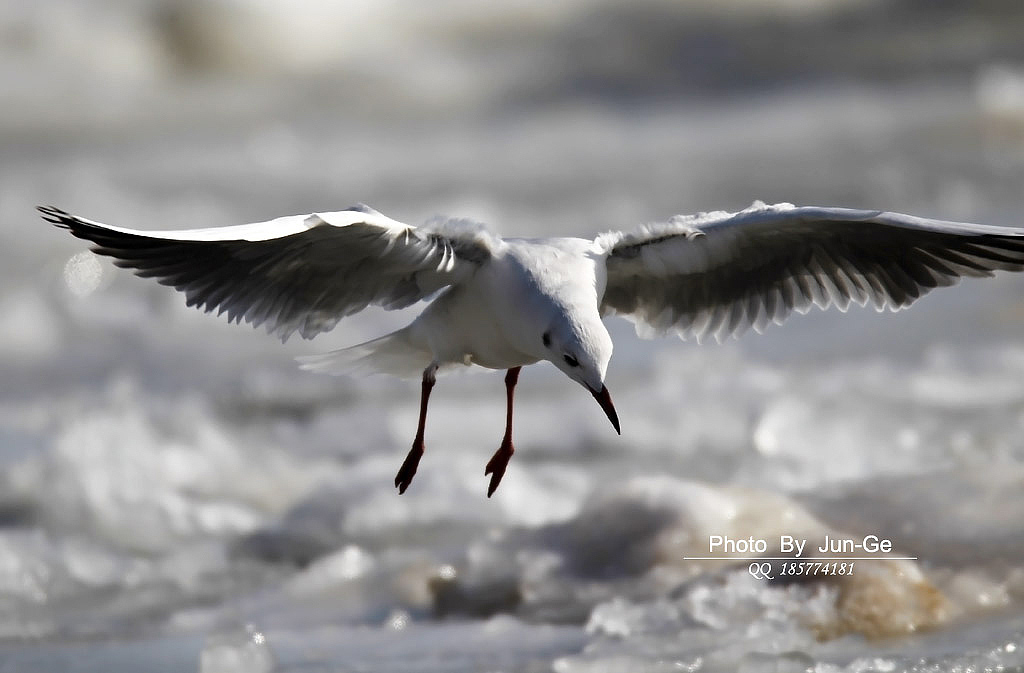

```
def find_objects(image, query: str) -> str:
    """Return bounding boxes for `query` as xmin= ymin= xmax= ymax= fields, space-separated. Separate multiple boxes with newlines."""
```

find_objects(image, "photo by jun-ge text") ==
xmin=708 ymin=534 xmax=894 ymax=557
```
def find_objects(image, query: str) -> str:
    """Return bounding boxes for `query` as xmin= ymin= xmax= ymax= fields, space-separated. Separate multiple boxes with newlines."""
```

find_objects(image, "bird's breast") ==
xmin=413 ymin=244 xmax=602 ymax=370
xmin=412 ymin=276 xmax=543 ymax=370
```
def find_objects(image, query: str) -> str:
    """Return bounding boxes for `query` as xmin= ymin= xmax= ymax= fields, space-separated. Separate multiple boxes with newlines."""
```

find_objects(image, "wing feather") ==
xmin=41 ymin=205 xmax=493 ymax=341
xmin=600 ymin=203 xmax=1024 ymax=342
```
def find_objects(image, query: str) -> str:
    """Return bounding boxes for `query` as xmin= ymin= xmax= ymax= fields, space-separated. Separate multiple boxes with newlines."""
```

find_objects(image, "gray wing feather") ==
xmin=600 ymin=203 xmax=1024 ymax=342
xmin=41 ymin=205 xmax=492 ymax=341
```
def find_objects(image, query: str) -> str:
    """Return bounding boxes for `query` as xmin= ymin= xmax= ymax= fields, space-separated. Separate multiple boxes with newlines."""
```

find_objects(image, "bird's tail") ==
xmin=297 ymin=327 xmax=431 ymax=380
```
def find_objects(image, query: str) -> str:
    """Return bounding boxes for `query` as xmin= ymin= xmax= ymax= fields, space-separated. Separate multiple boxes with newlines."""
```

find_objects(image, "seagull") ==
xmin=39 ymin=202 xmax=1024 ymax=496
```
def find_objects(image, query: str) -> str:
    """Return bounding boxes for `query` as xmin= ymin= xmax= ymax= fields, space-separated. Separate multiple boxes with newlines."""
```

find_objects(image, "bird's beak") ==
xmin=590 ymin=385 xmax=620 ymax=435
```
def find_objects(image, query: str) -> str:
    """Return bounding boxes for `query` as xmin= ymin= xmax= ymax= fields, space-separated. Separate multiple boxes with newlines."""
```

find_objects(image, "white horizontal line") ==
xmin=682 ymin=556 xmax=918 ymax=560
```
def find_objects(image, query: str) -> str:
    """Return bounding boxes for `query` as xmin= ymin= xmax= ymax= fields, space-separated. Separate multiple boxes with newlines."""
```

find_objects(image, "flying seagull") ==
xmin=40 ymin=202 xmax=1024 ymax=496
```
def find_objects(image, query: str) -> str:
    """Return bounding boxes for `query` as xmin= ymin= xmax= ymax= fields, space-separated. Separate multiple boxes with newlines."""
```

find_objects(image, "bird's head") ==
xmin=541 ymin=316 xmax=619 ymax=434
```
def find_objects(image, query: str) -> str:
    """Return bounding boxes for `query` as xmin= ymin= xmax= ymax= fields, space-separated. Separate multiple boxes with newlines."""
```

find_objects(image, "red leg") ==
xmin=395 ymin=364 xmax=437 ymax=494
xmin=485 ymin=367 xmax=521 ymax=497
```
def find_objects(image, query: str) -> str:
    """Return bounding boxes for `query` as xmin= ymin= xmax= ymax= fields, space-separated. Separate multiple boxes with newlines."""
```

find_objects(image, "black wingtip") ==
xmin=37 ymin=205 xmax=75 ymax=228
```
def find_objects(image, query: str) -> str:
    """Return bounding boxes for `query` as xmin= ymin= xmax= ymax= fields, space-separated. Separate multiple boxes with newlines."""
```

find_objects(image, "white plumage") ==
xmin=41 ymin=201 xmax=1024 ymax=496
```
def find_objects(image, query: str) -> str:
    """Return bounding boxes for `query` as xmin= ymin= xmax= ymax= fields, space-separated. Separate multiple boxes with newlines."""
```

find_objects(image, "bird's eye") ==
xmin=542 ymin=332 xmax=551 ymax=347
xmin=564 ymin=354 xmax=579 ymax=367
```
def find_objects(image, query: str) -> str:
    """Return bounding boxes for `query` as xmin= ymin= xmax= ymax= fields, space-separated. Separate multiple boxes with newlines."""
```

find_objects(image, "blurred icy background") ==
xmin=5 ymin=0 xmax=1024 ymax=671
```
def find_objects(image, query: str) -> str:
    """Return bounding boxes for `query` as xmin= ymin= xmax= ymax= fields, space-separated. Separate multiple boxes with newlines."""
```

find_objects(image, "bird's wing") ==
xmin=598 ymin=202 xmax=1024 ymax=342
xmin=41 ymin=204 xmax=494 ymax=341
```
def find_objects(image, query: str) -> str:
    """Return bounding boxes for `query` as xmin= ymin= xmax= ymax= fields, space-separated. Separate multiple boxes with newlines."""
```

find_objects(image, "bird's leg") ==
xmin=485 ymin=366 xmax=521 ymax=497
xmin=395 ymin=363 xmax=438 ymax=494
